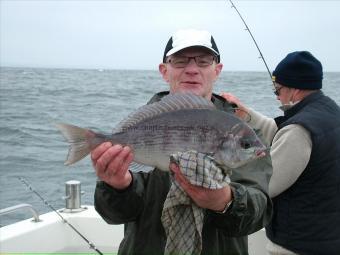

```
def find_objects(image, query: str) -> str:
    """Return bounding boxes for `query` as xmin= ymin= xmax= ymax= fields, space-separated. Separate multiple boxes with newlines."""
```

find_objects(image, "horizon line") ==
xmin=1 ymin=65 xmax=339 ymax=73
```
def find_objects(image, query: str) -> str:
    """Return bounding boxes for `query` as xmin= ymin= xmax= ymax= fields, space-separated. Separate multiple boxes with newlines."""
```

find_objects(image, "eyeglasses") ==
xmin=273 ymin=86 xmax=283 ymax=96
xmin=166 ymin=55 xmax=216 ymax=68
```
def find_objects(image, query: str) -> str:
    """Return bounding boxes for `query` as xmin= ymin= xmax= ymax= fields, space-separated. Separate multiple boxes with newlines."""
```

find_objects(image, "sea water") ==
xmin=0 ymin=67 xmax=339 ymax=227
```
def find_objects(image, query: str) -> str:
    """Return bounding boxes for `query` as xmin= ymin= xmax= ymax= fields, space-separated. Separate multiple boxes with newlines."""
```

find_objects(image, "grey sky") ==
xmin=1 ymin=0 xmax=339 ymax=71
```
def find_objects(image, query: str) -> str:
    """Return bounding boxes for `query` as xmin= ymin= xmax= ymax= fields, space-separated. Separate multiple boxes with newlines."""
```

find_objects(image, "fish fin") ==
xmin=55 ymin=123 xmax=104 ymax=166
xmin=228 ymin=123 xmax=244 ymax=136
xmin=114 ymin=93 xmax=216 ymax=132
xmin=129 ymin=162 xmax=155 ymax=173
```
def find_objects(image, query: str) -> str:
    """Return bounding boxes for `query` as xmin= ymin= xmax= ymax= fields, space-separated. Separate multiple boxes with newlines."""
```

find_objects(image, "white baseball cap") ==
xmin=163 ymin=29 xmax=220 ymax=63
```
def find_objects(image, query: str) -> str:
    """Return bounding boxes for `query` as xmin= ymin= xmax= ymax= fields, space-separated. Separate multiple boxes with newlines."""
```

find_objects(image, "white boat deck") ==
xmin=0 ymin=205 xmax=268 ymax=254
xmin=1 ymin=206 xmax=123 ymax=253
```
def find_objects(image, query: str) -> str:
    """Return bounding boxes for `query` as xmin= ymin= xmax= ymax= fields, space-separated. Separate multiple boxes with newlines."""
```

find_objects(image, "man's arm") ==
xmin=92 ymin=143 xmax=133 ymax=189
xmin=269 ymin=124 xmax=312 ymax=197
xmin=247 ymin=108 xmax=277 ymax=146
xmin=92 ymin=143 xmax=145 ymax=224
xmin=209 ymin=154 xmax=272 ymax=236
xmin=170 ymin=163 xmax=233 ymax=212
xmin=172 ymin=153 xmax=273 ymax=236
xmin=94 ymin=173 xmax=145 ymax=224
xmin=220 ymin=92 xmax=277 ymax=146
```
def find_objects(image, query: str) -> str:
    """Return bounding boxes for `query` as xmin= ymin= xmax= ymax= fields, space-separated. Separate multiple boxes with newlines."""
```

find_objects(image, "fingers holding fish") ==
xmin=220 ymin=92 xmax=249 ymax=120
xmin=220 ymin=92 xmax=241 ymax=106
xmin=106 ymin=146 xmax=133 ymax=176
xmin=103 ymin=146 xmax=133 ymax=190
xmin=94 ymin=143 xmax=125 ymax=174
xmin=118 ymin=148 xmax=134 ymax=174
xmin=92 ymin=143 xmax=132 ymax=189
xmin=91 ymin=142 xmax=113 ymax=164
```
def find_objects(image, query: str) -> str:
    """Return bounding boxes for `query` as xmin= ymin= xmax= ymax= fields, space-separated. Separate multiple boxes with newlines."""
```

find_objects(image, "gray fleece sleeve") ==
xmin=247 ymin=108 xmax=277 ymax=146
xmin=269 ymin=124 xmax=312 ymax=197
xmin=244 ymin=109 xmax=312 ymax=198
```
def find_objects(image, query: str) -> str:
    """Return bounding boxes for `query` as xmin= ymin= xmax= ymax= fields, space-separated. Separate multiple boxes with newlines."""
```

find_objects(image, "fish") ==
xmin=56 ymin=93 xmax=267 ymax=171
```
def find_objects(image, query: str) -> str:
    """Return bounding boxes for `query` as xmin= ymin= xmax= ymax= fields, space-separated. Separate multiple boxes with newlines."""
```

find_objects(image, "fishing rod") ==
xmin=18 ymin=177 xmax=103 ymax=255
xmin=228 ymin=0 xmax=276 ymax=87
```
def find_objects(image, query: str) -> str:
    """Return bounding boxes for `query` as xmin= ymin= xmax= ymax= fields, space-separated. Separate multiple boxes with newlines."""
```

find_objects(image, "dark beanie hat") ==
xmin=272 ymin=51 xmax=323 ymax=89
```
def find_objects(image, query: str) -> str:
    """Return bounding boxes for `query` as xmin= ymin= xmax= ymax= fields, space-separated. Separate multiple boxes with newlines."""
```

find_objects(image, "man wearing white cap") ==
xmin=92 ymin=29 xmax=273 ymax=254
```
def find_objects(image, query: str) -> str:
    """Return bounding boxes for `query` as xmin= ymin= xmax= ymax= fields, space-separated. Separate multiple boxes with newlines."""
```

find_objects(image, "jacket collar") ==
xmin=275 ymin=90 xmax=323 ymax=127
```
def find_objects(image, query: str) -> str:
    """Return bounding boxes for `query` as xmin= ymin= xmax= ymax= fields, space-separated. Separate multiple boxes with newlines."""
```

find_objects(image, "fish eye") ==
xmin=240 ymin=140 xmax=251 ymax=149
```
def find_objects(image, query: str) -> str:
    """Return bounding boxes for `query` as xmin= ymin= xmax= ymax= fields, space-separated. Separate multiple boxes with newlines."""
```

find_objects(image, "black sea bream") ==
xmin=56 ymin=94 xmax=266 ymax=171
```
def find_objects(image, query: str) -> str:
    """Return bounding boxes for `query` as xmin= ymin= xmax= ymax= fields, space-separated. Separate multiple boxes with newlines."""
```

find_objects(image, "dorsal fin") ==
xmin=114 ymin=93 xmax=216 ymax=132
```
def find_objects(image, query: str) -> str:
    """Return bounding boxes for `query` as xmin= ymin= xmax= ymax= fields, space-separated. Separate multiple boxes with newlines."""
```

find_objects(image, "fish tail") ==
xmin=55 ymin=123 xmax=106 ymax=166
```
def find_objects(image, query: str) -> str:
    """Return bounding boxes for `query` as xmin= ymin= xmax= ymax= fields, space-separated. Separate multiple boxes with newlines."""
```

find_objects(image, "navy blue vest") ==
xmin=266 ymin=91 xmax=340 ymax=255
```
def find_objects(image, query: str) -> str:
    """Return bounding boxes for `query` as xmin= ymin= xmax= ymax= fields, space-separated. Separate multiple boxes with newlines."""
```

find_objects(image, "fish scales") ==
xmin=106 ymin=109 xmax=248 ymax=170
xmin=113 ymin=109 xmax=223 ymax=152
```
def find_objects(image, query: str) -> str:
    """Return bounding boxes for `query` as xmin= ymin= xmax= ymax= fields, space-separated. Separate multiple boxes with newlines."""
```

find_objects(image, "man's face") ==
xmin=159 ymin=47 xmax=223 ymax=100
xmin=274 ymin=83 xmax=297 ymax=105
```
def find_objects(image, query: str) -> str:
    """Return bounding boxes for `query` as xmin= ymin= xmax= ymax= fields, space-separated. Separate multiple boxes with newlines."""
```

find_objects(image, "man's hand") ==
xmin=170 ymin=163 xmax=232 ymax=212
xmin=220 ymin=92 xmax=249 ymax=120
xmin=91 ymin=142 xmax=133 ymax=190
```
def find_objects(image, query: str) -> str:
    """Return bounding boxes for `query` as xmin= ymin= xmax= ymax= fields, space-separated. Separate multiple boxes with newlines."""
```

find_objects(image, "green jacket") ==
xmin=95 ymin=91 xmax=273 ymax=255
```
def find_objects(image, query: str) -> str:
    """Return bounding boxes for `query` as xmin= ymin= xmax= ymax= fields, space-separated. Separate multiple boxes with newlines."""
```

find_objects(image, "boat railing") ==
xmin=0 ymin=203 xmax=41 ymax=222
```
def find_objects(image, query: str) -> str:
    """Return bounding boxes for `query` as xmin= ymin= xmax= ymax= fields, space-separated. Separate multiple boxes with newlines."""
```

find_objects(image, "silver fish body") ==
xmin=56 ymin=94 xmax=266 ymax=171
